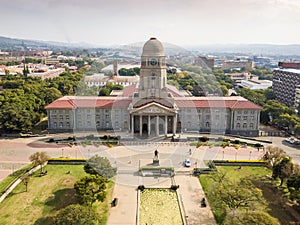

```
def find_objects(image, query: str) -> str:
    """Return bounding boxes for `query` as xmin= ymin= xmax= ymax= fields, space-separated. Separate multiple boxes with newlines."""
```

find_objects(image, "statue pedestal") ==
xmin=153 ymin=159 xmax=160 ymax=166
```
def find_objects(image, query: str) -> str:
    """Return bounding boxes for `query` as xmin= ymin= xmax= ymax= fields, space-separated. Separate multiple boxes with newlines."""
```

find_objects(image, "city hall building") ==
xmin=46 ymin=38 xmax=261 ymax=137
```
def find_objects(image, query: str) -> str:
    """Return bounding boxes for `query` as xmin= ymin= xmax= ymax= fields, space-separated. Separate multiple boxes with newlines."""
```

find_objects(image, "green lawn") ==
xmin=0 ymin=164 xmax=114 ymax=225
xmin=200 ymin=166 xmax=270 ymax=193
xmin=0 ymin=164 xmax=33 ymax=194
xmin=199 ymin=166 xmax=272 ymax=224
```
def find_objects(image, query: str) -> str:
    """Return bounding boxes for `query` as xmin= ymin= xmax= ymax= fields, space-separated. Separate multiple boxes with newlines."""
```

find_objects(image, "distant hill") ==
xmin=191 ymin=43 xmax=300 ymax=56
xmin=1 ymin=35 xmax=300 ymax=56
xmin=0 ymin=36 xmax=101 ymax=51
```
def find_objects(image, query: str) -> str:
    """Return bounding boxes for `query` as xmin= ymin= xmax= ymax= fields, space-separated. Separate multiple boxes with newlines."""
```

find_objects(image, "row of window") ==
xmin=237 ymin=116 xmax=255 ymax=120
xmin=236 ymin=123 xmax=254 ymax=129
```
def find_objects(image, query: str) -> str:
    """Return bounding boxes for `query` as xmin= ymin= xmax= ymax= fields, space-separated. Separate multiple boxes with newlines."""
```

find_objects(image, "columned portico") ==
xmin=130 ymin=111 xmax=177 ymax=137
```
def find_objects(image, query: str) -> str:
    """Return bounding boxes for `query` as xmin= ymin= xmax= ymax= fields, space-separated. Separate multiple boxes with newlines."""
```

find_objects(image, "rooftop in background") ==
xmin=278 ymin=62 xmax=300 ymax=69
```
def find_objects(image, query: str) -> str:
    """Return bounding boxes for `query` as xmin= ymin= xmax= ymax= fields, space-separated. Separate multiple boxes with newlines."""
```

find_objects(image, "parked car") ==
xmin=184 ymin=159 xmax=191 ymax=167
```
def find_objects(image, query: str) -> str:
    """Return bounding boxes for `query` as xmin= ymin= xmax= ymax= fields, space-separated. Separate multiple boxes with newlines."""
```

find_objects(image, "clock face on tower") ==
xmin=149 ymin=58 xmax=158 ymax=66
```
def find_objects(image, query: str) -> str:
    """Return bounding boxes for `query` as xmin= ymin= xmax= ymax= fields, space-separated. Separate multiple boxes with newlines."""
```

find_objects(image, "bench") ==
xmin=111 ymin=198 xmax=118 ymax=207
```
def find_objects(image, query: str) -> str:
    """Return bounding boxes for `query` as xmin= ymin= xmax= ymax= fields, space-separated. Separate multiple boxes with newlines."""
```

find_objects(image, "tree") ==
xmin=84 ymin=155 xmax=116 ymax=179
xmin=272 ymin=156 xmax=294 ymax=186
xmin=262 ymin=146 xmax=286 ymax=168
xmin=224 ymin=211 xmax=280 ymax=225
xmin=74 ymin=175 xmax=107 ymax=206
xmin=287 ymin=173 xmax=300 ymax=201
xmin=21 ymin=174 xmax=30 ymax=192
xmin=53 ymin=204 xmax=101 ymax=225
xmin=209 ymin=172 xmax=264 ymax=211
xmin=29 ymin=152 xmax=49 ymax=173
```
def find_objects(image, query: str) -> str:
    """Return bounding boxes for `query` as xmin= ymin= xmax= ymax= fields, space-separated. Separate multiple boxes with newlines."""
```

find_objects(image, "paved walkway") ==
xmin=106 ymin=183 xmax=137 ymax=225
xmin=175 ymin=175 xmax=216 ymax=225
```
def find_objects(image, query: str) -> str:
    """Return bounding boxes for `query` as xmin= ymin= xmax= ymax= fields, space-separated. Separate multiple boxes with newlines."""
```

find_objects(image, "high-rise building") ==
xmin=273 ymin=62 xmax=300 ymax=107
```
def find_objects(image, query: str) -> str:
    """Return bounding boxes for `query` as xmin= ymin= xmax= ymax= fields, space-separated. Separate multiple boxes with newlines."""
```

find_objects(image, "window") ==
xmin=206 ymin=115 xmax=210 ymax=120
xmin=52 ymin=115 xmax=57 ymax=120
xmin=87 ymin=115 xmax=91 ymax=120
xmin=96 ymin=121 xmax=100 ymax=127
xmin=250 ymin=116 xmax=255 ymax=120
xmin=66 ymin=122 xmax=70 ymax=128
xmin=59 ymin=122 xmax=63 ymax=128
xmin=66 ymin=115 xmax=69 ymax=120
xmin=243 ymin=123 xmax=247 ymax=128
xmin=53 ymin=122 xmax=57 ymax=128
xmin=237 ymin=123 xmax=240 ymax=128
xmin=243 ymin=116 xmax=247 ymax=120
xmin=250 ymin=110 xmax=255 ymax=114
xmin=215 ymin=115 xmax=220 ymax=120
xmin=244 ymin=110 xmax=248 ymax=114
xmin=59 ymin=115 xmax=63 ymax=120
xmin=237 ymin=110 xmax=242 ymax=114
xmin=87 ymin=121 xmax=91 ymax=127
xmin=205 ymin=122 xmax=210 ymax=128
xmin=105 ymin=115 xmax=110 ymax=119
xmin=250 ymin=123 xmax=254 ymax=128
xmin=237 ymin=116 xmax=241 ymax=120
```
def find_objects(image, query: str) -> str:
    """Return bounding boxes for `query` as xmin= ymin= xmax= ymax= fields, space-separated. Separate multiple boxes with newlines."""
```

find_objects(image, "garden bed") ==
xmin=139 ymin=188 xmax=183 ymax=225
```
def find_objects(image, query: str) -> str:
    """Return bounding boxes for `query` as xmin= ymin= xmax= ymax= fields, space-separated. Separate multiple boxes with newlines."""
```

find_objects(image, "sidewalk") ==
xmin=106 ymin=183 xmax=137 ymax=225
xmin=175 ymin=175 xmax=217 ymax=225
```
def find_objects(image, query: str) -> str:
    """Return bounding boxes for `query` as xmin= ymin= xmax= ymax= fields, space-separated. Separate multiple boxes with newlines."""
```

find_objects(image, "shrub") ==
xmin=199 ymin=136 xmax=209 ymax=142
xmin=170 ymin=185 xmax=179 ymax=190
xmin=48 ymin=138 xmax=54 ymax=143
xmin=138 ymin=185 xmax=145 ymax=191
xmin=232 ymin=139 xmax=240 ymax=144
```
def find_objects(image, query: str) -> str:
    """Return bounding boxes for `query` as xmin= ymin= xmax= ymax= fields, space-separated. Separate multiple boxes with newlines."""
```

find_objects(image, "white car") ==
xmin=286 ymin=137 xmax=296 ymax=144
xmin=185 ymin=159 xmax=191 ymax=167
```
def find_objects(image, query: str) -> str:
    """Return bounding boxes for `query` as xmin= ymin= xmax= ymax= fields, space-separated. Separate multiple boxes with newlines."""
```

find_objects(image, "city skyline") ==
xmin=1 ymin=0 xmax=300 ymax=47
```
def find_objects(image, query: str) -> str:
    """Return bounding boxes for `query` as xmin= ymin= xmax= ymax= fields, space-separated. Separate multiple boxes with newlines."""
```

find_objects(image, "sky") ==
xmin=1 ymin=0 xmax=300 ymax=47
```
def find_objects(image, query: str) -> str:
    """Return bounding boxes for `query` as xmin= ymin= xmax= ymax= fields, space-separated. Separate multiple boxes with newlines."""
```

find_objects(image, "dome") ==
xmin=142 ymin=37 xmax=165 ymax=57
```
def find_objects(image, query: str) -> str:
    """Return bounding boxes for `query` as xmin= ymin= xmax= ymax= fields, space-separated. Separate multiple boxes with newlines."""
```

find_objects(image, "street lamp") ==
xmin=61 ymin=148 xmax=64 ymax=157
xmin=222 ymin=150 xmax=224 ymax=160
xmin=235 ymin=150 xmax=237 ymax=160
xmin=249 ymin=151 xmax=252 ymax=160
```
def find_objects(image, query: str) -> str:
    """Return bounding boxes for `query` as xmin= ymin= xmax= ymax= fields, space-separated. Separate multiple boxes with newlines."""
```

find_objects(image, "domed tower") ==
xmin=129 ymin=38 xmax=178 ymax=137
xmin=139 ymin=37 xmax=168 ymax=99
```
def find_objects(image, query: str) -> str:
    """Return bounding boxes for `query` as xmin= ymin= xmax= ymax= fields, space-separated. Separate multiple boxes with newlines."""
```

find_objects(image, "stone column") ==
xmin=148 ymin=115 xmax=151 ymax=136
xmin=139 ymin=115 xmax=143 ymax=136
xmin=156 ymin=116 xmax=159 ymax=136
xmin=256 ymin=111 xmax=260 ymax=130
xmin=131 ymin=115 xmax=134 ymax=136
xmin=164 ymin=115 xmax=168 ymax=135
xmin=173 ymin=114 xmax=177 ymax=135
xmin=231 ymin=110 xmax=234 ymax=129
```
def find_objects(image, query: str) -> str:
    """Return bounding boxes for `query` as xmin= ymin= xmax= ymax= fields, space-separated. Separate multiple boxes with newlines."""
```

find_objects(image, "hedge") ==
xmin=47 ymin=158 xmax=86 ymax=164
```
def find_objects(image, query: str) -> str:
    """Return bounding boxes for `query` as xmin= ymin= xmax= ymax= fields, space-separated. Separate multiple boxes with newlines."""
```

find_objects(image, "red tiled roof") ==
xmin=45 ymin=96 xmax=131 ymax=109
xmin=174 ymin=97 xmax=261 ymax=110
xmin=121 ymin=84 xmax=138 ymax=97
xmin=46 ymin=96 xmax=261 ymax=110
